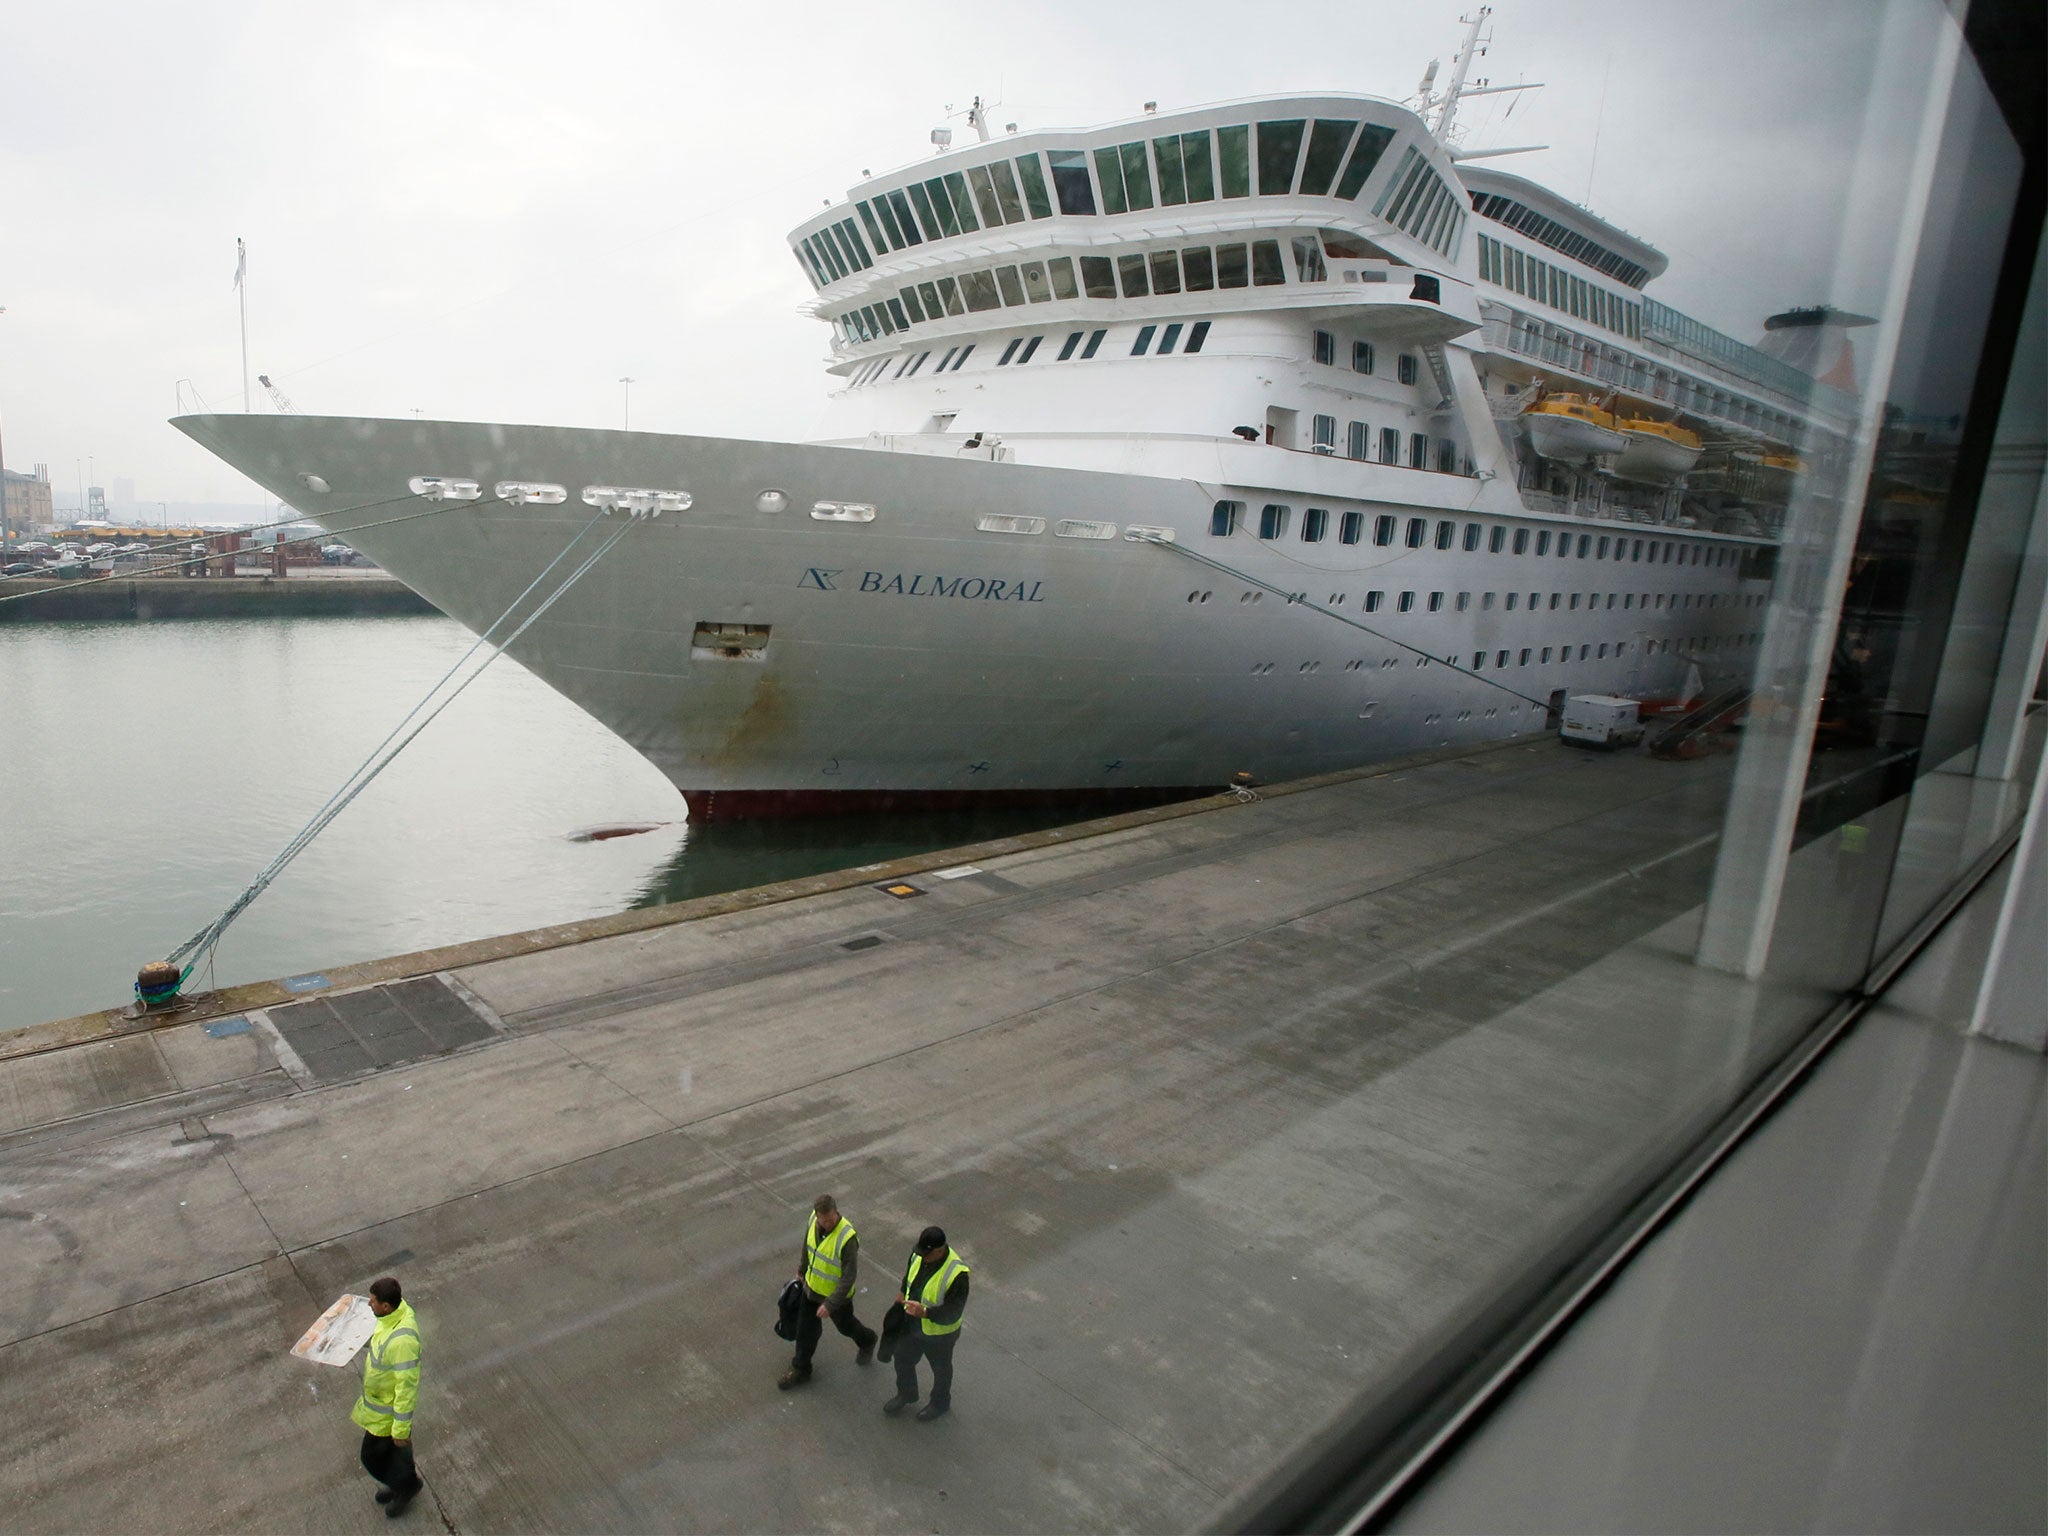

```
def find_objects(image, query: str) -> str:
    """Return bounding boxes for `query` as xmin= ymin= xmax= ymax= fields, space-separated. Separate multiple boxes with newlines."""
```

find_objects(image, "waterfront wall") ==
xmin=0 ymin=576 xmax=438 ymax=623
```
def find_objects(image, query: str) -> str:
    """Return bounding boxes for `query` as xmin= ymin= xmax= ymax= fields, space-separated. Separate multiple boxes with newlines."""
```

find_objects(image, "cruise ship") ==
xmin=176 ymin=17 xmax=1853 ymax=819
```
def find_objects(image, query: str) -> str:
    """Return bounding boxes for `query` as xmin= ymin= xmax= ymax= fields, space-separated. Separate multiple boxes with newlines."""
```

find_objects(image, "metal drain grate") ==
xmin=267 ymin=976 xmax=496 ymax=1085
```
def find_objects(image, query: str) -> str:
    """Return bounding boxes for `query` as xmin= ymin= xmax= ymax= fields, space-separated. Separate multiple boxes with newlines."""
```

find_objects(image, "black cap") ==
xmin=916 ymin=1225 xmax=947 ymax=1253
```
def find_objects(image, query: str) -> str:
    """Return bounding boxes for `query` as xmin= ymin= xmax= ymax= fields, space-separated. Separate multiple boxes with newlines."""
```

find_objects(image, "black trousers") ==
xmin=360 ymin=1433 xmax=422 ymax=1497
xmin=792 ymin=1289 xmax=877 ymax=1371
xmin=892 ymin=1329 xmax=959 ymax=1407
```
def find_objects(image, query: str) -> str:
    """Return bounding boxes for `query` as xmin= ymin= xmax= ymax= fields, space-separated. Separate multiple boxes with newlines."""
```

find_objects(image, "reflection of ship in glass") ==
xmin=177 ymin=17 xmax=1859 ymax=821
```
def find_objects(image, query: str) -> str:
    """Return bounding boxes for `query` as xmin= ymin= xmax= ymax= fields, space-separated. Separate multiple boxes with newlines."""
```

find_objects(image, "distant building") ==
xmin=3 ymin=464 xmax=55 ymax=538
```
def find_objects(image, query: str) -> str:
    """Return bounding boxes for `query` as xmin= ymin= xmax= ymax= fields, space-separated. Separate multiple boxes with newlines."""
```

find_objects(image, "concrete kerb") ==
xmin=2 ymin=732 xmax=1551 ymax=1066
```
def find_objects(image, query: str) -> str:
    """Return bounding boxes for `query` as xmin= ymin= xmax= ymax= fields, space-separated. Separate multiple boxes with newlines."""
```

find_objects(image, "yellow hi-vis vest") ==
xmin=350 ymin=1300 xmax=421 ymax=1439
xmin=804 ymin=1213 xmax=857 ymax=1297
xmin=907 ymin=1249 xmax=970 ymax=1335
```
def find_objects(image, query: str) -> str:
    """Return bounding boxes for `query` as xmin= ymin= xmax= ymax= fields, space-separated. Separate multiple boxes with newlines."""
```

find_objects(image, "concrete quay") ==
xmin=0 ymin=573 xmax=435 ymax=623
xmin=1 ymin=738 xmax=1828 ymax=1533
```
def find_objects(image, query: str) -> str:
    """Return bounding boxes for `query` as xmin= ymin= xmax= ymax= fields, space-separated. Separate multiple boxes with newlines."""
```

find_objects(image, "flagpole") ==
xmin=236 ymin=237 xmax=249 ymax=412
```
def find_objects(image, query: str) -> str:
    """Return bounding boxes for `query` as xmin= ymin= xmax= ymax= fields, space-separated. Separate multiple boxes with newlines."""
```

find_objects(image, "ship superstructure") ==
xmin=177 ymin=32 xmax=1843 ymax=820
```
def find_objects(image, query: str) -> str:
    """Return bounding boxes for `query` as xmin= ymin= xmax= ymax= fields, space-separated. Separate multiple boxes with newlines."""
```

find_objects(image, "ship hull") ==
xmin=175 ymin=414 xmax=1755 ymax=819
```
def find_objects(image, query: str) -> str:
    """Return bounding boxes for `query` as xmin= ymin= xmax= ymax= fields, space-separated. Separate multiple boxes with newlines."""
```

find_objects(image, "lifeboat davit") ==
xmin=1522 ymin=394 xmax=1628 ymax=462
xmin=1613 ymin=417 xmax=1704 ymax=482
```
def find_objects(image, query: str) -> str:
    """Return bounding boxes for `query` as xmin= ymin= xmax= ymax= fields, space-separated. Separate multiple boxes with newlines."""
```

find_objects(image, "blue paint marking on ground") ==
xmin=282 ymin=973 xmax=330 ymax=993
xmin=205 ymin=1016 xmax=254 ymax=1038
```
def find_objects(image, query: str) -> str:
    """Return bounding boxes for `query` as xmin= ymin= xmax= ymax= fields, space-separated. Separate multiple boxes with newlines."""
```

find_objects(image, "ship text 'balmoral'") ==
xmin=801 ymin=568 xmax=1049 ymax=602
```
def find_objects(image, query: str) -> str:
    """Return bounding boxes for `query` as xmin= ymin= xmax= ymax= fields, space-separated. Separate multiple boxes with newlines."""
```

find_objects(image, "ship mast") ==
xmin=1418 ymin=7 xmax=1543 ymax=152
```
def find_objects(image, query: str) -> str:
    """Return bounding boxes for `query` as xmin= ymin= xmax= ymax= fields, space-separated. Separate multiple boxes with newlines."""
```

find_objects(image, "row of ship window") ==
xmin=1476 ymin=234 xmax=1642 ymax=343
xmin=1311 ymin=331 xmax=1413 ymax=380
xmin=846 ymin=320 xmax=1216 ymax=387
xmin=1267 ymin=586 xmax=1750 ymax=615
xmin=827 ymin=237 xmax=1304 ymax=348
xmin=1211 ymin=503 xmax=1749 ymax=571
xmin=1468 ymin=192 xmax=1653 ymax=289
xmin=797 ymin=117 xmax=1421 ymax=292
xmin=1213 ymin=633 xmax=1759 ymax=670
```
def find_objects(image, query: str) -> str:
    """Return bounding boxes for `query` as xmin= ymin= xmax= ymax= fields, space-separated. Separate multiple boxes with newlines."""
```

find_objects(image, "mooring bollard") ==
xmin=135 ymin=960 xmax=184 ymax=1010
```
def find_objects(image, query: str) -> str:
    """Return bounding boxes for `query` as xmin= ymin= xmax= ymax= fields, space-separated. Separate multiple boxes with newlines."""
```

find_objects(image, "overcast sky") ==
xmin=0 ymin=0 xmax=1963 ymax=511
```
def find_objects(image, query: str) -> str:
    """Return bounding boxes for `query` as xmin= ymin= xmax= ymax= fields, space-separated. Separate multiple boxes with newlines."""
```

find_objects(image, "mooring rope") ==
xmin=159 ymin=506 xmax=642 ymax=984
xmin=1137 ymin=534 xmax=1555 ymax=709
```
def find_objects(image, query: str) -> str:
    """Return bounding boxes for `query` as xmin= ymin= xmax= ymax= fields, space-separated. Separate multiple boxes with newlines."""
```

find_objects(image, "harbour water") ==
xmin=0 ymin=614 xmax=1083 ymax=1034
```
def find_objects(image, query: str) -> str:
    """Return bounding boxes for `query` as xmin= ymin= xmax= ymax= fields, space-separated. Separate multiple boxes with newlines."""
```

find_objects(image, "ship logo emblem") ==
xmin=799 ymin=567 xmax=842 ymax=591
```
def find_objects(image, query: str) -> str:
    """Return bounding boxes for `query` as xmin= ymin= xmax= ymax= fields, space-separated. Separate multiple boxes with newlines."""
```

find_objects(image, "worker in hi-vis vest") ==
xmin=351 ymin=1275 xmax=424 ymax=1518
xmin=780 ymin=1193 xmax=879 ymax=1389
xmin=883 ymin=1225 xmax=971 ymax=1421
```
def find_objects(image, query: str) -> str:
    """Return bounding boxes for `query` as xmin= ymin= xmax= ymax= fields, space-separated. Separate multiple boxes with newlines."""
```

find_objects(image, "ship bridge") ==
xmin=787 ymin=95 xmax=1485 ymax=370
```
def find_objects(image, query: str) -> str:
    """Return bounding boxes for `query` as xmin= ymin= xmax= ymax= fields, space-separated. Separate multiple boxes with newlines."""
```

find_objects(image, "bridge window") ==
xmin=1057 ymin=331 xmax=1084 ymax=361
xmin=1217 ymin=124 xmax=1251 ymax=198
xmin=1293 ymin=237 xmax=1327 ymax=282
xmin=1080 ymin=329 xmax=1107 ymax=359
xmin=994 ymin=267 xmax=1025 ymax=306
xmin=1336 ymin=124 xmax=1395 ymax=199
xmin=967 ymin=166 xmax=1003 ymax=228
xmin=1046 ymin=149 xmax=1096 ymax=215
xmin=1217 ymin=243 xmax=1250 ymax=288
xmin=1256 ymin=119 xmax=1305 ymax=194
xmin=1118 ymin=254 xmax=1150 ymax=297
xmin=1132 ymin=324 xmax=1157 ymax=356
xmin=1299 ymin=119 xmax=1357 ymax=196
xmin=1080 ymin=257 xmax=1116 ymax=298
xmin=1150 ymin=250 xmax=1182 ymax=295
xmin=1251 ymin=240 xmax=1286 ymax=285
xmin=1019 ymin=263 xmax=1050 ymax=303
xmin=1157 ymin=322 xmax=1184 ymax=354
xmin=1016 ymin=336 xmax=1043 ymax=365
xmin=1015 ymin=154 xmax=1053 ymax=219
xmin=959 ymin=271 xmax=1000 ymax=311
xmin=1185 ymin=321 xmax=1211 ymax=353
xmin=1182 ymin=247 xmax=1215 ymax=290
xmin=998 ymin=339 xmax=1021 ymax=366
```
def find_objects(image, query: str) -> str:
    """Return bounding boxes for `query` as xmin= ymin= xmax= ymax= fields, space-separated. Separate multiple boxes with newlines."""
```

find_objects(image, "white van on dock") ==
xmin=1560 ymin=695 xmax=1645 ymax=750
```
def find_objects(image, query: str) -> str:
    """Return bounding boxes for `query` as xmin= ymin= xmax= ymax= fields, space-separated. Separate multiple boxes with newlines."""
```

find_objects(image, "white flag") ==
xmin=233 ymin=238 xmax=246 ymax=291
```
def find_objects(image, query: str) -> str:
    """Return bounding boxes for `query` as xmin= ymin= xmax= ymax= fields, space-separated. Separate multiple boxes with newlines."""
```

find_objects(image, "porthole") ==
xmin=754 ymin=489 xmax=791 ymax=514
